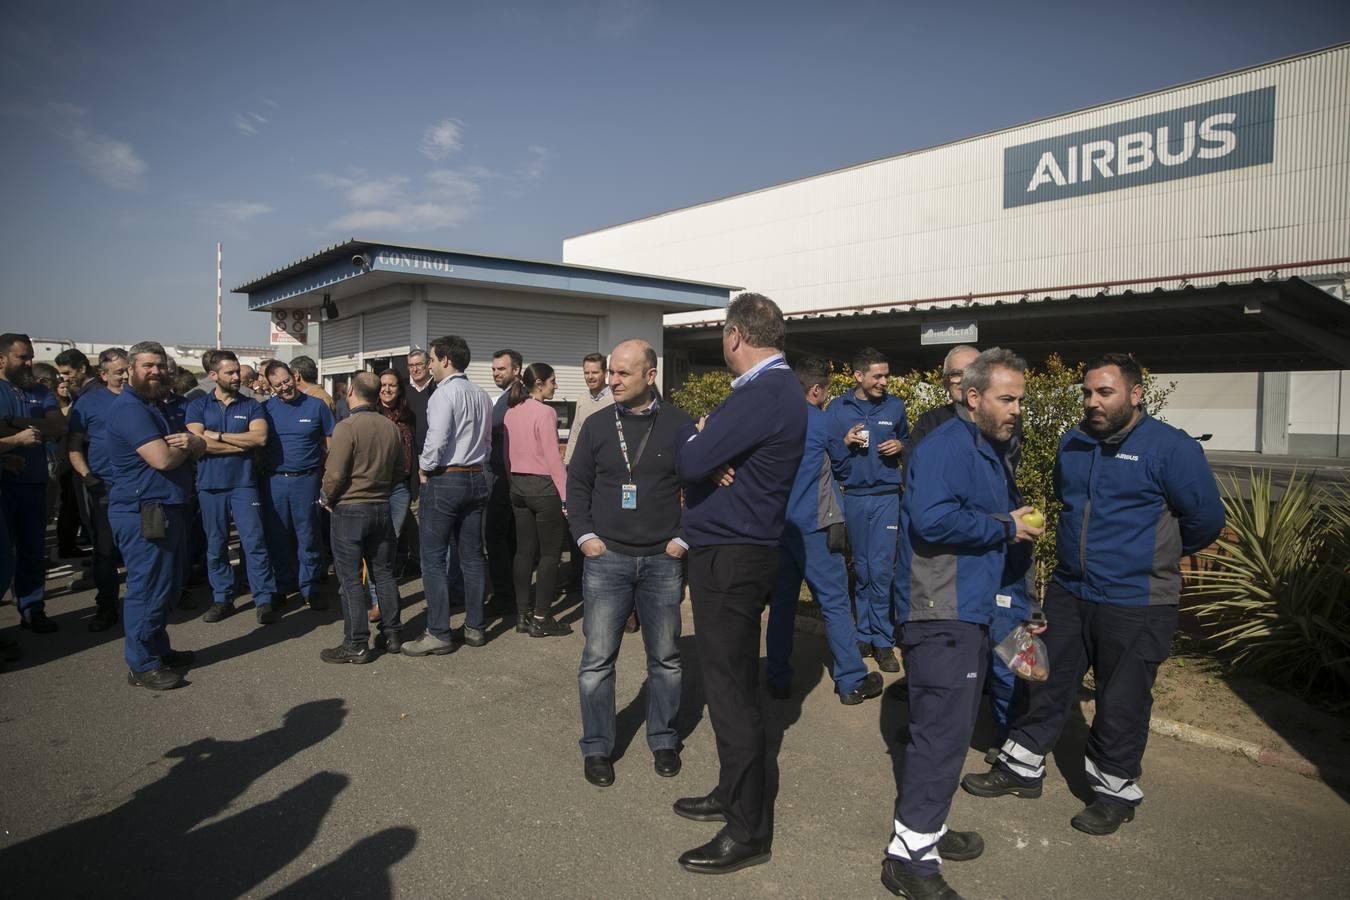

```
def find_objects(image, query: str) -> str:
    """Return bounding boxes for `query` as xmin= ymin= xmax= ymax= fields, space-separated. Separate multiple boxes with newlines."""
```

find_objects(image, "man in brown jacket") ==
xmin=320 ymin=371 xmax=406 ymax=663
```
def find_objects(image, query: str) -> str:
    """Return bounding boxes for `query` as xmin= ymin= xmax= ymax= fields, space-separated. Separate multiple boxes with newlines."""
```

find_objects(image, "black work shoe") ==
xmin=88 ymin=607 xmax=118 ymax=633
xmin=961 ymin=767 xmax=1043 ymax=799
xmin=881 ymin=858 xmax=962 ymax=899
xmin=937 ymin=829 xmax=984 ymax=862
xmin=320 ymin=644 xmax=373 ymax=665
xmin=162 ymin=650 xmax=196 ymax=669
xmin=1071 ymin=800 xmax=1136 ymax=835
xmin=202 ymin=602 xmax=234 ymax=623
xmin=858 ymin=640 xmax=872 ymax=659
xmin=306 ymin=594 xmax=329 ymax=611
xmin=462 ymin=626 xmax=487 ymax=647
xmin=767 ymin=682 xmax=791 ymax=700
xmin=673 ymin=794 xmax=727 ymax=823
xmin=654 ymin=748 xmax=682 ymax=777
xmin=584 ymin=755 xmax=615 ymax=787
xmin=528 ymin=614 xmax=572 ymax=637
xmin=255 ymin=603 xmax=278 ymax=625
xmin=874 ymin=646 xmax=901 ymax=673
xmin=127 ymin=667 xmax=184 ymax=691
xmin=21 ymin=611 xmax=58 ymax=634
xmin=514 ymin=614 xmax=531 ymax=634
xmin=840 ymin=671 xmax=885 ymax=705
xmin=984 ymin=746 xmax=1000 ymax=766
xmin=378 ymin=632 xmax=402 ymax=655
xmin=678 ymin=830 xmax=771 ymax=874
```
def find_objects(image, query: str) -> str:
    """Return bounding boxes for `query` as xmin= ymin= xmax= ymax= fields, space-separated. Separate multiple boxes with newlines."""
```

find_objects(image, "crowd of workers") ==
xmin=0 ymin=292 xmax=1224 ymax=898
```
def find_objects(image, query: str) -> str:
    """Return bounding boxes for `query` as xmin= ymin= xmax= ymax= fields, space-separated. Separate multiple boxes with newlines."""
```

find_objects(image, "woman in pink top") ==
xmin=504 ymin=363 xmax=572 ymax=638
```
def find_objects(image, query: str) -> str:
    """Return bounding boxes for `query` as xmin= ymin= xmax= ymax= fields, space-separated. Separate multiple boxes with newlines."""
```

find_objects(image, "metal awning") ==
xmin=665 ymin=277 xmax=1350 ymax=373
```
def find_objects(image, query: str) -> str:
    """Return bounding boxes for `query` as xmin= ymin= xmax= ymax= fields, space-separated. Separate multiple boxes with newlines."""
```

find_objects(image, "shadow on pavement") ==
xmin=0 ymin=699 xmax=411 ymax=898
xmin=188 ymin=590 xmax=342 ymax=670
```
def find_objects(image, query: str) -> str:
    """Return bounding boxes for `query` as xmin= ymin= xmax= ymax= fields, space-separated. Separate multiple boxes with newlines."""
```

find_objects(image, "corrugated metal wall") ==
xmin=318 ymin=317 xmax=359 ymax=368
xmin=426 ymin=302 xmax=600 ymax=400
xmin=563 ymin=45 xmax=1349 ymax=326
xmin=362 ymin=305 xmax=411 ymax=355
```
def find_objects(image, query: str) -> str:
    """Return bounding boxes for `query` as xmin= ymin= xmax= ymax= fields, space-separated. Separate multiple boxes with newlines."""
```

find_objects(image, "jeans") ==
xmin=367 ymin=481 xmax=411 ymax=606
xmin=110 ymin=504 xmax=188 ymax=673
xmin=419 ymin=470 xmax=489 ymax=639
xmin=332 ymin=502 xmax=402 ymax=648
xmin=199 ymin=486 xmax=276 ymax=607
xmin=0 ymin=483 xmax=48 ymax=616
xmin=578 ymin=548 xmax=684 ymax=758
xmin=767 ymin=526 xmax=868 ymax=695
xmin=510 ymin=474 xmax=566 ymax=617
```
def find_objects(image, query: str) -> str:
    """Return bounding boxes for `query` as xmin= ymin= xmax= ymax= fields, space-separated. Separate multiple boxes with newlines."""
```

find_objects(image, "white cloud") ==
xmin=522 ymin=144 xmax=550 ymax=179
xmin=49 ymin=103 xmax=147 ymax=191
xmin=319 ymin=167 xmax=483 ymax=234
xmin=262 ymin=97 xmax=280 ymax=109
xmin=233 ymin=114 xmax=258 ymax=136
xmin=421 ymin=119 xmax=463 ymax=160
xmin=208 ymin=201 xmax=273 ymax=224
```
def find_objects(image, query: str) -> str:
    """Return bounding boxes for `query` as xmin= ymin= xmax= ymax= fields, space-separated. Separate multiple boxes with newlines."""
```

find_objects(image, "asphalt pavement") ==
xmin=2 ymin=578 xmax=1348 ymax=899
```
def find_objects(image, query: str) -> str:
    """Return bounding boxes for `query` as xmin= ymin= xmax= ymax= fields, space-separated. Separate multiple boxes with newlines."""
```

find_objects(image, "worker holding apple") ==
xmin=881 ymin=347 xmax=1040 ymax=900
xmin=962 ymin=352 xmax=1224 ymax=839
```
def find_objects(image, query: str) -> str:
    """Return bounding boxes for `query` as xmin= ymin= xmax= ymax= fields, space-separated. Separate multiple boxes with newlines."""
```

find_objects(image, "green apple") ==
xmin=1022 ymin=509 xmax=1045 ymax=529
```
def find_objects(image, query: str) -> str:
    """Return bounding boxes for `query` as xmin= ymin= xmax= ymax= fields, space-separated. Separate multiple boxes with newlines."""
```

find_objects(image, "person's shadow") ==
xmin=0 ymin=698 xmax=416 ymax=898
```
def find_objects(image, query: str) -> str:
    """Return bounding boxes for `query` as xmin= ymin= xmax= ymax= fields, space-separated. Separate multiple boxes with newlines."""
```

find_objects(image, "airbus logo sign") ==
xmin=1002 ymin=86 xmax=1275 ymax=208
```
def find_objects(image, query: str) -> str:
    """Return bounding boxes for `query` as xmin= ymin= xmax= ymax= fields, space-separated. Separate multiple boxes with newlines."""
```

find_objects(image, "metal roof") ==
xmin=233 ymin=238 xmax=741 ymax=295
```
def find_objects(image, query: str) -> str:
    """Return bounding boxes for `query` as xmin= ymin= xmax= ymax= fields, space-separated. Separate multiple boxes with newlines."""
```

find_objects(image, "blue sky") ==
xmin=2 ymin=0 xmax=1346 ymax=346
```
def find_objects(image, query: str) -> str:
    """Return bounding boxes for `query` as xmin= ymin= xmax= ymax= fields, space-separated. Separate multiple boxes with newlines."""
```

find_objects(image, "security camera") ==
xmin=352 ymin=254 xmax=368 ymax=268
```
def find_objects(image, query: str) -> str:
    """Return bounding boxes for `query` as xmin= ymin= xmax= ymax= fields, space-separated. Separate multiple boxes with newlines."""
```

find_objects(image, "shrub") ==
xmin=1187 ymin=470 xmax=1350 ymax=698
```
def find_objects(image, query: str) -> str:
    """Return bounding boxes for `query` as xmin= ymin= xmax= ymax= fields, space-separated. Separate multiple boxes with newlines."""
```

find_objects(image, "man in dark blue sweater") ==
xmin=672 ymin=293 xmax=806 ymax=875
xmin=569 ymin=340 xmax=691 ymax=789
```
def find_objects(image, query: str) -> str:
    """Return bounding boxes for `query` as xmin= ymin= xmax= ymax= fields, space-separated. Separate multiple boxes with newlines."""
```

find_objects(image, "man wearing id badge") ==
xmin=568 ymin=340 xmax=691 ymax=789
xmin=105 ymin=342 xmax=205 ymax=691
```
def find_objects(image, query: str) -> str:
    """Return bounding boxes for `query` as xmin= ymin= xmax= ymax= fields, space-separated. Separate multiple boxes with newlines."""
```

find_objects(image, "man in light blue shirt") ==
xmin=404 ymin=334 xmax=494 ymax=657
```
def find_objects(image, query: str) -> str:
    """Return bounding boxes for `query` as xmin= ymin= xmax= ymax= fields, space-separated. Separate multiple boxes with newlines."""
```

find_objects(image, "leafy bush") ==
xmin=1188 ymin=470 xmax=1350 ymax=698
xmin=669 ymin=354 xmax=1173 ymax=596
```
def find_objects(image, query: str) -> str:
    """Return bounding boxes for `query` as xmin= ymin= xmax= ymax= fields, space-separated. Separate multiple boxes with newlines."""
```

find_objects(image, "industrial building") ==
xmin=563 ymin=43 xmax=1350 ymax=456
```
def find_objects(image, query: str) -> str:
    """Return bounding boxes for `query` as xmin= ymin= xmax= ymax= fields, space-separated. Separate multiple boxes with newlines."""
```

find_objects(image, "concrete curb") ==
xmin=792 ymin=613 xmax=1338 ymax=786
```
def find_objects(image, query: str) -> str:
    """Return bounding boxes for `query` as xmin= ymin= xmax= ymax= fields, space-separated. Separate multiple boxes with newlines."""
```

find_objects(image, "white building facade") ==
xmin=564 ymin=44 xmax=1350 ymax=455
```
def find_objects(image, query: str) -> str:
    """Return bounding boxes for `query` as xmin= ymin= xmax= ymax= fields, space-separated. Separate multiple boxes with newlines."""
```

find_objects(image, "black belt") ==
xmin=424 ymin=464 xmax=483 ymax=475
xmin=274 ymin=468 xmax=318 ymax=478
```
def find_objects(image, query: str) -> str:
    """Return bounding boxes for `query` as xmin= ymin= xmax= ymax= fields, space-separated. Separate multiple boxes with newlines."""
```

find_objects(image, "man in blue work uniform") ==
xmin=105 ymin=341 xmax=204 ymax=690
xmin=186 ymin=351 xmax=279 ymax=624
xmin=0 ymin=333 xmax=67 ymax=633
xmin=963 ymin=353 xmax=1224 ymax=837
xmin=66 ymin=348 xmax=130 ymax=631
xmin=261 ymin=360 xmax=334 ymax=610
xmin=765 ymin=356 xmax=879 ymax=705
xmin=825 ymin=346 xmax=909 ymax=672
xmin=672 ymin=293 xmax=806 ymax=875
xmin=882 ymin=348 xmax=1041 ymax=900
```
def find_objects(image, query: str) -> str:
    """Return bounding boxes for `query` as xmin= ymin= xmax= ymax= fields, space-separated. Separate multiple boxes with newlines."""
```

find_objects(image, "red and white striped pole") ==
xmin=216 ymin=242 xmax=223 ymax=350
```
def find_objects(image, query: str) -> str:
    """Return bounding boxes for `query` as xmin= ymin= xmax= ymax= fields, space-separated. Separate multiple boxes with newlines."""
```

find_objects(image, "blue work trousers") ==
xmin=1 ymin=483 xmax=48 ymax=616
xmin=987 ymin=604 xmax=1025 ymax=736
xmin=110 ymin=504 xmax=187 ymax=673
xmin=767 ymin=527 xmax=868 ymax=695
xmin=419 ymin=470 xmax=488 ymax=639
xmin=199 ymin=486 xmax=276 ymax=607
xmin=265 ymin=472 xmax=322 ymax=600
xmin=887 ymin=619 xmax=988 ymax=876
xmin=578 ymin=548 xmax=684 ymax=758
xmin=844 ymin=491 xmax=899 ymax=648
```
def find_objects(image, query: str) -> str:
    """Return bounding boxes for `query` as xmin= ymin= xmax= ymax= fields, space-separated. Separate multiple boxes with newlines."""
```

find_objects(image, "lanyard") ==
xmin=614 ymin=406 xmax=657 ymax=480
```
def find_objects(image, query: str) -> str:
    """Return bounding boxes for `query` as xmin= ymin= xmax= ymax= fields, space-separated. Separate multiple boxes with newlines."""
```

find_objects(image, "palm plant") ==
xmin=1188 ymin=469 xmax=1350 ymax=697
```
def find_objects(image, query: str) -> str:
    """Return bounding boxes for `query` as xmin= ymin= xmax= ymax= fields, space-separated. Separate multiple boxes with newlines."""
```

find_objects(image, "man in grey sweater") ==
xmin=320 ymin=371 xmax=407 ymax=664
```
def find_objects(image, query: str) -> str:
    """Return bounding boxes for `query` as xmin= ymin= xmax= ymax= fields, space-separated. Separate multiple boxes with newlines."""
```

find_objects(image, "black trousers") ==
xmin=56 ymin=469 xmax=83 ymax=552
xmin=486 ymin=470 xmax=517 ymax=606
xmin=999 ymin=582 xmax=1178 ymax=806
xmin=688 ymin=543 xmax=779 ymax=845
xmin=510 ymin=474 xmax=565 ymax=617
xmin=80 ymin=482 xmax=121 ymax=610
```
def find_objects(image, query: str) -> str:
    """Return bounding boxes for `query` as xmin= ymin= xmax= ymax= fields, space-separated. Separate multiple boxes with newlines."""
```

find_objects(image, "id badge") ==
xmin=996 ymin=594 xmax=1012 ymax=609
xmin=621 ymin=483 xmax=638 ymax=510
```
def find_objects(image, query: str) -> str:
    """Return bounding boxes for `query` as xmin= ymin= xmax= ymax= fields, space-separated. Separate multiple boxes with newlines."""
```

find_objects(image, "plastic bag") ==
xmin=995 ymin=624 xmax=1049 ymax=682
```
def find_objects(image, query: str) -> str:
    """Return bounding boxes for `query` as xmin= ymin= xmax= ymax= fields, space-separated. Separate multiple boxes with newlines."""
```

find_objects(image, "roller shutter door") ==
xmin=362 ymin=306 xmax=411 ymax=356
xmin=425 ymin=302 xmax=600 ymax=400
xmin=318 ymin=317 xmax=360 ymax=371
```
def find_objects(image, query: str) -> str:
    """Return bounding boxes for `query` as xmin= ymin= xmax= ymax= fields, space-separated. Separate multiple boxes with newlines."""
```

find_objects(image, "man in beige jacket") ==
xmin=320 ymin=371 xmax=406 ymax=664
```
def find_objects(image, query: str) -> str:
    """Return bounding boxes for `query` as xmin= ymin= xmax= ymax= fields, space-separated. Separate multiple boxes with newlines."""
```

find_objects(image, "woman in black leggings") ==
xmin=503 ymin=363 xmax=572 ymax=637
